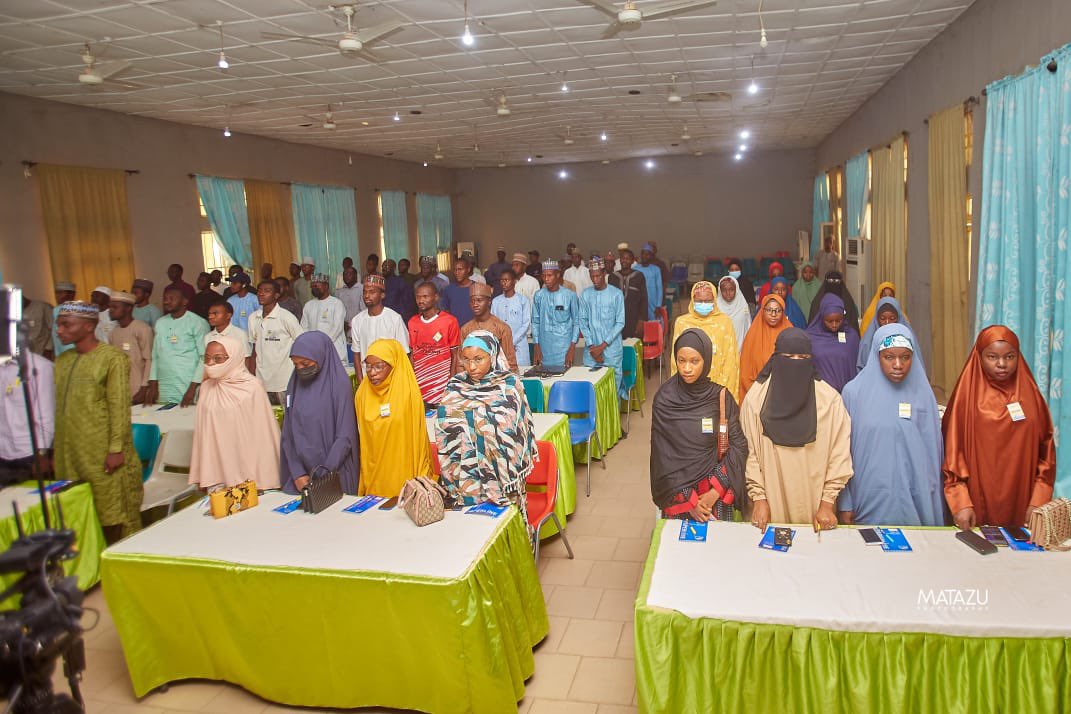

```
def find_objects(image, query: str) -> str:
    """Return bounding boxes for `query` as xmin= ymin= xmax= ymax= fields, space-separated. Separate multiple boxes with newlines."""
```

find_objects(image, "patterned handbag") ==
xmin=401 ymin=476 xmax=449 ymax=527
xmin=1028 ymin=498 xmax=1071 ymax=550
xmin=209 ymin=480 xmax=259 ymax=519
xmin=301 ymin=466 xmax=343 ymax=514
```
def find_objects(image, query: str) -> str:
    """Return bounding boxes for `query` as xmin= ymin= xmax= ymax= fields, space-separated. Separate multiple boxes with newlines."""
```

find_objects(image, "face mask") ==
xmin=296 ymin=364 xmax=320 ymax=381
xmin=728 ymin=270 xmax=741 ymax=279
xmin=694 ymin=302 xmax=715 ymax=316
xmin=204 ymin=362 xmax=230 ymax=380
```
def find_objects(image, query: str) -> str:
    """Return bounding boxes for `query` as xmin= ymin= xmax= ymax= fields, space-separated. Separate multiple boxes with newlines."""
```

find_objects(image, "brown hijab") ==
xmin=739 ymin=294 xmax=791 ymax=397
xmin=942 ymin=325 xmax=1055 ymax=526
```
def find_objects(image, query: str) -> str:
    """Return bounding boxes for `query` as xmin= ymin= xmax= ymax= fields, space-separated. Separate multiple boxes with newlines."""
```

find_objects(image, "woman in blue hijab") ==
xmin=856 ymin=296 xmax=923 ymax=372
xmin=838 ymin=323 xmax=945 ymax=526
xmin=280 ymin=331 xmax=360 ymax=494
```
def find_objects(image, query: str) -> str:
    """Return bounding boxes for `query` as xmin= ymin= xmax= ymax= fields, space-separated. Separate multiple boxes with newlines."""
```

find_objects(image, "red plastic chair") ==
xmin=526 ymin=440 xmax=575 ymax=562
xmin=655 ymin=305 xmax=670 ymax=340
xmin=642 ymin=320 xmax=665 ymax=382
xmin=429 ymin=440 xmax=440 ymax=476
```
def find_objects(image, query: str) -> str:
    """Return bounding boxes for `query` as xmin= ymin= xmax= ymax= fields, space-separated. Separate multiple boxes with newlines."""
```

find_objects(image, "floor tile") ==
xmin=523 ymin=653 xmax=581 ymax=700
xmin=557 ymin=619 xmax=623 ymax=657
xmin=567 ymin=658 xmax=636 ymax=705
xmin=546 ymin=586 xmax=604 ymax=619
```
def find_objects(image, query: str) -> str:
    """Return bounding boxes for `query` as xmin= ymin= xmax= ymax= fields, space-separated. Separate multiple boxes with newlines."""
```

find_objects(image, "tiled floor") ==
xmin=57 ymin=371 xmax=665 ymax=713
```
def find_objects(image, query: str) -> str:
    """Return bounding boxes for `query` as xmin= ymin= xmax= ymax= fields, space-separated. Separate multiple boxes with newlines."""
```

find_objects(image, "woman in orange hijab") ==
xmin=739 ymin=294 xmax=792 ymax=396
xmin=942 ymin=326 xmax=1055 ymax=528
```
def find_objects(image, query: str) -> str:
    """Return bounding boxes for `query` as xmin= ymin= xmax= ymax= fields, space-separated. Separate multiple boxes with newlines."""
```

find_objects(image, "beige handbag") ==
xmin=1028 ymin=498 xmax=1071 ymax=551
xmin=401 ymin=476 xmax=449 ymax=527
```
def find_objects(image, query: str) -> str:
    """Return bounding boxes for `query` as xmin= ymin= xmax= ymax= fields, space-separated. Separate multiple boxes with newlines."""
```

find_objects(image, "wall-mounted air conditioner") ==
xmin=844 ymin=236 xmax=868 ymax=312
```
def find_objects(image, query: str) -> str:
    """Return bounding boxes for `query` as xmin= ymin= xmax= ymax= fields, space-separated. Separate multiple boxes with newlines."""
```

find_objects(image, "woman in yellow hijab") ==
xmin=859 ymin=281 xmax=907 ymax=336
xmin=354 ymin=337 xmax=432 ymax=496
xmin=670 ymin=281 xmax=740 ymax=401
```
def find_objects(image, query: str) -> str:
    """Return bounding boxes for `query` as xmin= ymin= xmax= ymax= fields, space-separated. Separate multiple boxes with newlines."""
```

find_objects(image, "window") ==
xmin=827 ymin=165 xmax=845 ymax=256
xmin=965 ymin=108 xmax=974 ymax=269
xmin=199 ymin=196 xmax=234 ymax=273
xmin=376 ymin=193 xmax=386 ymax=260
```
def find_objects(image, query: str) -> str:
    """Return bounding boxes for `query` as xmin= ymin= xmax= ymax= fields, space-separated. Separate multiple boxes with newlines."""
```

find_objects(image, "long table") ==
xmin=534 ymin=366 xmax=622 ymax=463
xmin=634 ymin=520 xmax=1071 ymax=713
xmin=427 ymin=412 xmax=575 ymax=539
xmin=0 ymin=482 xmax=104 ymax=610
xmin=102 ymin=491 xmax=547 ymax=712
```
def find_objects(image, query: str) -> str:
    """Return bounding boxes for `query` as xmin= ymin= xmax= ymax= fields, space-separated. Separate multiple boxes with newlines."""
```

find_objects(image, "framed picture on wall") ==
xmin=820 ymin=221 xmax=838 ymax=254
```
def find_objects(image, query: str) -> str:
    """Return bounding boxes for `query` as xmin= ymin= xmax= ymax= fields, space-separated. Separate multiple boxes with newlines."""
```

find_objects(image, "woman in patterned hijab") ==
xmin=435 ymin=330 xmax=537 ymax=522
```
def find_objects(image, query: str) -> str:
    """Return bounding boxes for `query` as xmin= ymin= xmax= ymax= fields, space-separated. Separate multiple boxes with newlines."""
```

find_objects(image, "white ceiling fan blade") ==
xmin=261 ymin=32 xmax=337 ymax=49
xmin=355 ymin=21 xmax=405 ymax=45
xmin=96 ymin=60 xmax=131 ymax=80
xmin=576 ymin=0 xmax=621 ymax=18
xmin=642 ymin=0 xmax=719 ymax=21
xmin=601 ymin=20 xmax=624 ymax=39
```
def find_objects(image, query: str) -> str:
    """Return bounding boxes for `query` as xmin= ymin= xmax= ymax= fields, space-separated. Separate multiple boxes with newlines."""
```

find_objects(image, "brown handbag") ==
xmin=208 ymin=480 xmax=259 ymax=519
xmin=401 ymin=476 xmax=449 ymax=527
xmin=1028 ymin=498 xmax=1071 ymax=550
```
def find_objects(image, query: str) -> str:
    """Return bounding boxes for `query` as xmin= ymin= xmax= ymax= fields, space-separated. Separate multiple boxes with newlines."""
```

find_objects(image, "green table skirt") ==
xmin=1 ymin=482 xmax=104 ymax=610
xmin=633 ymin=521 xmax=1071 ymax=713
xmin=102 ymin=510 xmax=548 ymax=712
xmin=542 ymin=369 xmax=622 ymax=464
xmin=537 ymin=415 xmax=577 ymax=539
xmin=629 ymin=339 xmax=646 ymax=409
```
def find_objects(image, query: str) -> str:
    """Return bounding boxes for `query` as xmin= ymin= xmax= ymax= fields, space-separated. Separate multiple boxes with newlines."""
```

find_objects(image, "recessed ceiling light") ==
xmin=558 ymin=169 xmax=568 ymax=179
xmin=223 ymin=126 xmax=231 ymax=137
xmin=693 ymin=151 xmax=703 ymax=156
xmin=734 ymin=152 xmax=743 ymax=161
xmin=361 ymin=121 xmax=370 ymax=126
xmin=526 ymin=156 xmax=532 ymax=163
xmin=600 ymin=131 xmax=608 ymax=142
xmin=644 ymin=159 xmax=655 ymax=169
xmin=748 ymin=81 xmax=759 ymax=95
xmin=393 ymin=112 xmax=400 ymax=122
xmin=423 ymin=161 xmax=428 ymax=167
xmin=601 ymin=159 xmax=610 ymax=164
xmin=739 ymin=144 xmax=748 ymax=152
xmin=739 ymin=129 xmax=751 ymax=140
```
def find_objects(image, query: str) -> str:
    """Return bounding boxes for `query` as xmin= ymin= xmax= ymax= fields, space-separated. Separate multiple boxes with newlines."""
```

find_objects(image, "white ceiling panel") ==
xmin=0 ymin=0 xmax=975 ymax=166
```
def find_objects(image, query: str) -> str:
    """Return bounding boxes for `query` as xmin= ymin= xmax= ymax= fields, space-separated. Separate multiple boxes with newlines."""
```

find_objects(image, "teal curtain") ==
xmin=195 ymin=176 xmax=252 ymax=268
xmin=976 ymin=43 xmax=1071 ymax=497
xmin=811 ymin=174 xmax=830 ymax=258
xmin=433 ymin=195 xmax=453 ymax=252
xmin=380 ymin=191 xmax=408 ymax=261
xmin=291 ymin=183 xmax=359 ymax=277
xmin=845 ymin=152 xmax=869 ymax=239
xmin=416 ymin=193 xmax=438 ymax=258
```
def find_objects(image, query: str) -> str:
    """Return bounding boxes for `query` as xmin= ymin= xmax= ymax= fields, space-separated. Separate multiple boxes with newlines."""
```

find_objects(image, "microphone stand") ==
xmin=15 ymin=321 xmax=50 ymax=529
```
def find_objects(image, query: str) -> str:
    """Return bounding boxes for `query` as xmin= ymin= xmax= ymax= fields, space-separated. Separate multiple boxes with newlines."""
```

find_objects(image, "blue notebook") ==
xmin=466 ymin=502 xmax=508 ymax=518
xmin=272 ymin=498 xmax=303 ymax=514
xmin=678 ymin=520 xmax=709 ymax=542
xmin=1001 ymin=527 xmax=1045 ymax=551
xmin=343 ymin=496 xmax=383 ymax=514
xmin=758 ymin=526 xmax=795 ymax=552
xmin=878 ymin=527 xmax=913 ymax=552
xmin=27 ymin=480 xmax=72 ymax=495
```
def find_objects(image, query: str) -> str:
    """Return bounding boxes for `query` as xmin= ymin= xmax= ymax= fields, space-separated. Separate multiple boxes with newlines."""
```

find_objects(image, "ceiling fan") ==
xmin=555 ymin=126 xmax=576 ymax=145
xmin=665 ymin=74 xmax=732 ymax=104
xmin=302 ymin=104 xmax=338 ymax=130
xmin=578 ymin=0 xmax=720 ymax=39
xmin=77 ymin=42 xmax=145 ymax=90
xmin=261 ymin=4 xmax=404 ymax=61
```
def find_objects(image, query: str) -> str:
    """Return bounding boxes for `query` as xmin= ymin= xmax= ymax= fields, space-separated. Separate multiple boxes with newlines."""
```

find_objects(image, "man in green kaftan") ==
xmin=54 ymin=301 xmax=143 ymax=543
xmin=146 ymin=286 xmax=208 ymax=406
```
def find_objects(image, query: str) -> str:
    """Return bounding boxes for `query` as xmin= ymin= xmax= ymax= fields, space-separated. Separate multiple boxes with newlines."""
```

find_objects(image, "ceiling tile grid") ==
xmin=0 ymin=0 xmax=974 ymax=166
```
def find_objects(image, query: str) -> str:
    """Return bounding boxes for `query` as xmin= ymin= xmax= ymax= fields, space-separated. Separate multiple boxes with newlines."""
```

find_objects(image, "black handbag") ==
xmin=301 ymin=466 xmax=343 ymax=514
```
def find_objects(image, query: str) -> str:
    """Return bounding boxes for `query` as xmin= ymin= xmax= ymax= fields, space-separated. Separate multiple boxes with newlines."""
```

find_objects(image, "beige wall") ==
xmin=0 ymin=91 xmax=453 ymax=302
xmin=453 ymin=149 xmax=815 ymax=264
xmin=816 ymin=0 xmax=1071 ymax=363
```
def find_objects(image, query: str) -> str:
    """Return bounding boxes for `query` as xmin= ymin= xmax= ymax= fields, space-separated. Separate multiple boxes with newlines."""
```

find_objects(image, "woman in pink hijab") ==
xmin=189 ymin=334 xmax=280 ymax=490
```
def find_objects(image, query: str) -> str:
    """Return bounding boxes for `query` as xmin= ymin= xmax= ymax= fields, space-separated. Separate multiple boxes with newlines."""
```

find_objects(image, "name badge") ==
xmin=27 ymin=320 xmax=35 ymax=327
xmin=433 ymin=332 xmax=442 ymax=342
xmin=169 ymin=335 xmax=178 ymax=344
xmin=1007 ymin=402 xmax=1026 ymax=422
xmin=837 ymin=332 xmax=847 ymax=344
xmin=122 ymin=342 xmax=131 ymax=351
xmin=380 ymin=403 xmax=391 ymax=418
xmin=701 ymin=417 xmax=714 ymax=434
xmin=241 ymin=310 xmax=248 ymax=317
xmin=555 ymin=305 xmax=565 ymax=311
xmin=898 ymin=402 xmax=912 ymax=419
xmin=286 ymin=394 xmax=292 ymax=408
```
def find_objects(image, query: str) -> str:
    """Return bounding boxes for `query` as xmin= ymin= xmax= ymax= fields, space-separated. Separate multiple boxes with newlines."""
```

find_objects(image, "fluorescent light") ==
xmin=223 ymin=126 xmax=231 ymax=137
xmin=600 ymin=131 xmax=608 ymax=141
xmin=217 ymin=51 xmax=229 ymax=69
xmin=462 ymin=24 xmax=474 ymax=46
xmin=558 ymin=169 xmax=568 ymax=179
xmin=739 ymin=129 xmax=750 ymax=140
xmin=644 ymin=159 xmax=655 ymax=169
xmin=748 ymin=81 xmax=759 ymax=95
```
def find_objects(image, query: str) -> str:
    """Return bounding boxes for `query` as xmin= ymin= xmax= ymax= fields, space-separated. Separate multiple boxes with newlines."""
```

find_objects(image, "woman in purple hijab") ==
xmin=805 ymin=293 xmax=861 ymax=392
xmin=280 ymin=331 xmax=360 ymax=494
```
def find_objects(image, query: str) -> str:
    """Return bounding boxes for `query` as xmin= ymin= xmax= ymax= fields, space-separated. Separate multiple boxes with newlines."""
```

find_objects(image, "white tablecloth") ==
xmin=109 ymin=491 xmax=507 ymax=580
xmin=645 ymin=521 xmax=1071 ymax=638
xmin=0 ymin=483 xmax=67 ymax=515
xmin=533 ymin=365 xmax=608 ymax=389
xmin=131 ymin=404 xmax=196 ymax=434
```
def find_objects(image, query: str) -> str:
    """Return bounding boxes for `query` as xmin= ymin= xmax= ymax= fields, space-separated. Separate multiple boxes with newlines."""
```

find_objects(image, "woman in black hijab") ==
xmin=806 ymin=270 xmax=860 ymax=327
xmin=725 ymin=258 xmax=757 ymax=308
xmin=650 ymin=328 xmax=748 ymax=521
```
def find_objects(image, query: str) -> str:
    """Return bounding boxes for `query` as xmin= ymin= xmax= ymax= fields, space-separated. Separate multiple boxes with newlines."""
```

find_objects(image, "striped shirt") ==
xmin=407 ymin=311 xmax=460 ymax=405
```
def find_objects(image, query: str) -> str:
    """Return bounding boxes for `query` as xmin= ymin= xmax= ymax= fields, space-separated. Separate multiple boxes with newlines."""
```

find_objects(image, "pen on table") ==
xmin=813 ymin=517 xmax=822 ymax=542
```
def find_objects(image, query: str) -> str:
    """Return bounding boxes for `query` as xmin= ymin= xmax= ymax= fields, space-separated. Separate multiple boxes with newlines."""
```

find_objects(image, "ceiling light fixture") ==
xmin=600 ymin=131 xmax=608 ymax=142
xmin=216 ymin=21 xmax=229 ymax=69
xmin=527 ymin=156 xmax=533 ymax=163
xmin=734 ymin=152 xmax=743 ymax=161
xmin=223 ymin=126 xmax=231 ymax=137
xmin=748 ymin=56 xmax=759 ymax=95
xmin=560 ymin=71 xmax=569 ymax=93
xmin=644 ymin=159 xmax=655 ymax=170
xmin=740 ymin=129 xmax=751 ymax=140
xmin=434 ymin=143 xmax=444 ymax=160
xmin=758 ymin=0 xmax=767 ymax=48
xmin=461 ymin=0 xmax=475 ymax=47
xmin=423 ymin=161 xmax=429 ymax=167
xmin=393 ymin=111 xmax=401 ymax=122
xmin=681 ymin=124 xmax=691 ymax=141
xmin=739 ymin=144 xmax=748 ymax=152
xmin=558 ymin=169 xmax=568 ymax=179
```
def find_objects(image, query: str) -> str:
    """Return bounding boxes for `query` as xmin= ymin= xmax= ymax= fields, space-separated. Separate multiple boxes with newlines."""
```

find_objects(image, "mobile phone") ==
xmin=955 ymin=529 xmax=999 ymax=555
xmin=157 ymin=403 xmax=178 ymax=411
xmin=979 ymin=525 xmax=1009 ymax=547
xmin=773 ymin=527 xmax=793 ymax=547
xmin=378 ymin=496 xmax=399 ymax=511
xmin=1005 ymin=526 xmax=1031 ymax=543
xmin=858 ymin=527 xmax=883 ymax=545
xmin=449 ymin=502 xmax=465 ymax=511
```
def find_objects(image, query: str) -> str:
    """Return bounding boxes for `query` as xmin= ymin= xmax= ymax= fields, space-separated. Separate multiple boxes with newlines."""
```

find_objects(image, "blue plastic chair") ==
xmin=522 ymin=378 xmax=545 ymax=412
xmin=619 ymin=345 xmax=642 ymax=435
xmin=131 ymin=423 xmax=161 ymax=482
xmin=742 ymin=257 xmax=760 ymax=281
xmin=548 ymin=381 xmax=605 ymax=497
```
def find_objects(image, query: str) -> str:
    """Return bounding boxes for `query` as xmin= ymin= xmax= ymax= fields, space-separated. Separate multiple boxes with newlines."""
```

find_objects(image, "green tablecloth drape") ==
xmin=633 ymin=520 xmax=1071 ymax=713
xmin=0 ymin=482 xmax=105 ymax=610
xmin=537 ymin=415 xmax=576 ymax=539
xmin=629 ymin=339 xmax=646 ymax=409
xmin=102 ymin=510 xmax=548 ymax=712
xmin=542 ymin=369 xmax=622 ymax=464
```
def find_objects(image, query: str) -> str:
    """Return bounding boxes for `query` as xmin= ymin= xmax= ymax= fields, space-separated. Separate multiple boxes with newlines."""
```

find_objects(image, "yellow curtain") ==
xmin=37 ymin=164 xmax=135 ymax=298
xmin=246 ymin=180 xmax=297 ymax=276
xmin=870 ymin=136 xmax=907 ymax=299
xmin=927 ymin=105 xmax=969 ymax=398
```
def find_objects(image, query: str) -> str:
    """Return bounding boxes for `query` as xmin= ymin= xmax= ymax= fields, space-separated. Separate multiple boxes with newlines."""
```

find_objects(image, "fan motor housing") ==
xmin=618 ymin=8 xmax=642 ymax=24
xmin=338 ymin=36 xmax=362 ymax=52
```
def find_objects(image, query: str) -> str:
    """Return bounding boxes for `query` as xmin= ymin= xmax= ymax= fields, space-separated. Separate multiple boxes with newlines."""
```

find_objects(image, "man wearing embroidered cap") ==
xmin=54 ymin=301 xmax=144 ymax=542
xmin=532 ymin=260 xmax=580 ymax=368
xmin=131 ymin=278 xmax=161 ymax=328
xmin=294 ymin=256 xmax=315 ymax=305
xmin=300 ymin=273 xmax=348 ymax=364
xmin=510 ymin=252 xmax=540 ymax=302
xmin=458 ymin=282 xmax=518 ymax=372
xmin=414 ymin=255 xmax=449 ymax=294
xmin=580 ymin=256 xmax=626 ymax=398
xmin=350 ymin=274 xmax=409 ymax=381
xmin=51 ymin=282 xmax=76 ymax=357
xmin=90 ymin=286 xmax=116 ymax=343
xmin=107 ymin=291 xmax=153 ymax=402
